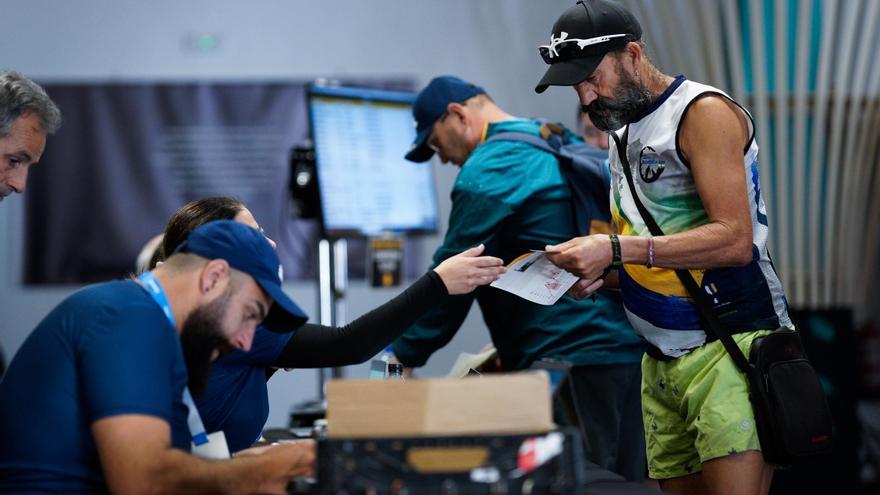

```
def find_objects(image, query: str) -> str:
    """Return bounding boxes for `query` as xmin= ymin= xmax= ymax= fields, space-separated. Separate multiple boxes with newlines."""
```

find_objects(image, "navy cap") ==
xmin=535 ymin=0 xmax=641 ymax=93
xmin=405 ymin=76 xmax=486 ymax=162
xmin=175 ymin=220 xmax=308 ymax=333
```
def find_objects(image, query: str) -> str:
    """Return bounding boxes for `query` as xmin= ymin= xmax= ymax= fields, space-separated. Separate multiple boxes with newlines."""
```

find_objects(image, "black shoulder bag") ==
xmin=610 ymin=127 xmax=833 ymax=465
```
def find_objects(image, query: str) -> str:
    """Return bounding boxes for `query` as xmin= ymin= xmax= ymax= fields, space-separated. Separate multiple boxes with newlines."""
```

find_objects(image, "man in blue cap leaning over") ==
xmin=391 ymin=75 xmax=648 ymax=481
xmin=0 ymin=220 xmax=314 ymax=494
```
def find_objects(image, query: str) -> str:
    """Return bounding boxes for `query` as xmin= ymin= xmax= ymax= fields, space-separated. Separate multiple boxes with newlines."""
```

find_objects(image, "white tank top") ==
xmin=609 ymin=76 xmax=792 ymax=357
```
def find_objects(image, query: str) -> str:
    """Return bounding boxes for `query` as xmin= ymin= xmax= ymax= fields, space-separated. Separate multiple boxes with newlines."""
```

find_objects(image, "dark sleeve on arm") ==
xmin=274 ymin=271 xmax=448 ymax=368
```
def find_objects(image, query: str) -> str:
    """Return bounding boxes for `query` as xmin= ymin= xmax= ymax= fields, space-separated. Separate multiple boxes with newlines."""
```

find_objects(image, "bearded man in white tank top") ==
xmin=535 ymin=1 xmax=794 ymax=494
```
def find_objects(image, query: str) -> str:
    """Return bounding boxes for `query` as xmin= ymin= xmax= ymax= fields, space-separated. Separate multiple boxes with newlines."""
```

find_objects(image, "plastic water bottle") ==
xmin=368 ymin=346 xmax=394 ymax=379
xmin=379 ymin=345 xmax=394 ymax=365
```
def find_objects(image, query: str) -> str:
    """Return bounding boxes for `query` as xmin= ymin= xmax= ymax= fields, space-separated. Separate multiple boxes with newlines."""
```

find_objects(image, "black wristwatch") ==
xmin=609 ymin=234 xmax=622 ymax=268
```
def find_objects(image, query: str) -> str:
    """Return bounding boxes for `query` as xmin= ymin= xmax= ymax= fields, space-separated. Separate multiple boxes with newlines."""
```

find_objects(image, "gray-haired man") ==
xmin=0 ymin=70 xmax=62 ymax=201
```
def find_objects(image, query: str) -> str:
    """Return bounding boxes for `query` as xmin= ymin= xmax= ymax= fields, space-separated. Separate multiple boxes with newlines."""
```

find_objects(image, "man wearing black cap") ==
xmin=393 ymin=75 xmax=648 ymax=481
xmin=0 ymin=220 xmax=314 ymax=494
xmin=538 ymin=1 xmax=790 ymax=493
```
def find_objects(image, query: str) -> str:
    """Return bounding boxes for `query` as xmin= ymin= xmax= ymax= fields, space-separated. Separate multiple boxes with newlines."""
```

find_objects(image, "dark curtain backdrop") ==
xmin=25 ymin=80 xmax=414 ymax=284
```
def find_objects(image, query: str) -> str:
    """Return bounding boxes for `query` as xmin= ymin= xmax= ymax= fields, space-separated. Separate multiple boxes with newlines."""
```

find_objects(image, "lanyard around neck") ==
xmin=137 ymin=271 xmax=176 ymax=327
xmin=136 ymin=272 xmax=210 ymax=446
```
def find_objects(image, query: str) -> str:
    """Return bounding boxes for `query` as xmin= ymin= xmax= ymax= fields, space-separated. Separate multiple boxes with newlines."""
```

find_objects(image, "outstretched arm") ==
xmin=273 ymin=245 xmax=504 ymax=368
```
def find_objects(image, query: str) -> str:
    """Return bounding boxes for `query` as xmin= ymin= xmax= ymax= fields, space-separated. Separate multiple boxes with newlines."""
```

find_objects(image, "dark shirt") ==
xmin=0 ymin=281 xmax=189 ymax=493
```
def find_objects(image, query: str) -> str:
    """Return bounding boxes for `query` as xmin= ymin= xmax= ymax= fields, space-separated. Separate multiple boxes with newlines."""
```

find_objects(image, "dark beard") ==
xmin=180 ymin=290 xmax=234 ymax=397
xmin=583 ymin=71 xmax=654 ymax=132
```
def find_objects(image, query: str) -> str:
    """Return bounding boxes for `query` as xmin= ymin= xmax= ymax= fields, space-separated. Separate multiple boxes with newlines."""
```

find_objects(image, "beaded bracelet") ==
xmin=646 ymin=236 xmax=655 ymax=269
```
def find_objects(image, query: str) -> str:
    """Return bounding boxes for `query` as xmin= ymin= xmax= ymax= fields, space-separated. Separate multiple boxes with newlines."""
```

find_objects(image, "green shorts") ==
xmin=641 ymin=330 xmax=773 ymax=479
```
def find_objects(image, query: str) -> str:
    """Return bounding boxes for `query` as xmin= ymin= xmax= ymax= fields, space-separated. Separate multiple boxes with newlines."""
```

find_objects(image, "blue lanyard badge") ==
xmin=137 ymin=272 xmax=176 ymax=327
xmin=137 ymin=272 xmax=209 ymax=446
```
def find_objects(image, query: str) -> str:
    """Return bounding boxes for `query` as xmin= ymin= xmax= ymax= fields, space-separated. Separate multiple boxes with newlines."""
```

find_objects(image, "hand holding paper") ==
xmin=490 ymin=251 xmax=579 ymax=305
xmin=544 ymin=234 xmax=612 ymax=282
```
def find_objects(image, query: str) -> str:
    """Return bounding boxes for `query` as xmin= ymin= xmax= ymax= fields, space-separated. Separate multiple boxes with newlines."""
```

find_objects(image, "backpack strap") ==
xmin=483 ymin=126 xmax=593 ymax=240
xmin=484 ymin=130 xmax=561 ymax=156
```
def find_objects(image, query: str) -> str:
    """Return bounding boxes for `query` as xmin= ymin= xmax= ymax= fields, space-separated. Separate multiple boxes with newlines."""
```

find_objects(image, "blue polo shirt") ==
xmin=0 ymin=280 xmax=189 ymax=493
xmin=194 ymin=326 xmax=293 ymax=453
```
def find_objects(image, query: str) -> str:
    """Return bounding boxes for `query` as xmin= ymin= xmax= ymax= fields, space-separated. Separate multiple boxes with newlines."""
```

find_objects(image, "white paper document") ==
xmin=490 ymin=251 xmax=579 ymax=305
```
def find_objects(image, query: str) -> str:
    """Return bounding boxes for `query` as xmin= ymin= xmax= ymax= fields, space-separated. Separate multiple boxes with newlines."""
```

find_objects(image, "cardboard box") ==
xmin=326 ymin=371 xmax=553 ymax=438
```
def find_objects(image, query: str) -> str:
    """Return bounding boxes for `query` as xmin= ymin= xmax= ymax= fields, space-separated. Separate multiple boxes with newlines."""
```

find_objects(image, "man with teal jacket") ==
xmin=392 ymin=76 xmax=648 ymax=481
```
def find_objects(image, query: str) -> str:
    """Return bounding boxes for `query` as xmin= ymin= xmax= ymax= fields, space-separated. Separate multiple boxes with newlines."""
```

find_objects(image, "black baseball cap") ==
xmin=405 ymin=76 xmax=486 ymax=163
xmin=535 ymin=0 xmax=642 ymax=93
xmin=175 ymin=220 xmax=308 ymax=333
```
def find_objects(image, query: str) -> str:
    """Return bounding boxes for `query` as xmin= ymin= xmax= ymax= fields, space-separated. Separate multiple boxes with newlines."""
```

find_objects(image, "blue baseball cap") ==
xmin=405 ymin=76 xmax=486 ymax=163
xmin=175 ymin=220 xmax=308 ymax=333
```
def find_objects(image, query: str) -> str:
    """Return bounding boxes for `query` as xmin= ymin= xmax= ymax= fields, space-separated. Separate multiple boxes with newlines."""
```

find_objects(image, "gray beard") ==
xmin=584 ymin=77 xmax=654 ymax=132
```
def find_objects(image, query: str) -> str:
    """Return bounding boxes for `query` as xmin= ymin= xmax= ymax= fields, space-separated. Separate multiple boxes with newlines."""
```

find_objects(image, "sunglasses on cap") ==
xmin=538 ymin=32 xmax=630 ymax=64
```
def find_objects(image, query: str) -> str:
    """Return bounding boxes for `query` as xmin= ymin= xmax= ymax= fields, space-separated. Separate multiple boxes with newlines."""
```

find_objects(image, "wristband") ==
xmin=609 ymin=234 xmax=622 ymax=268
xmin=646 ymin=236 xmax=655 ymax=269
